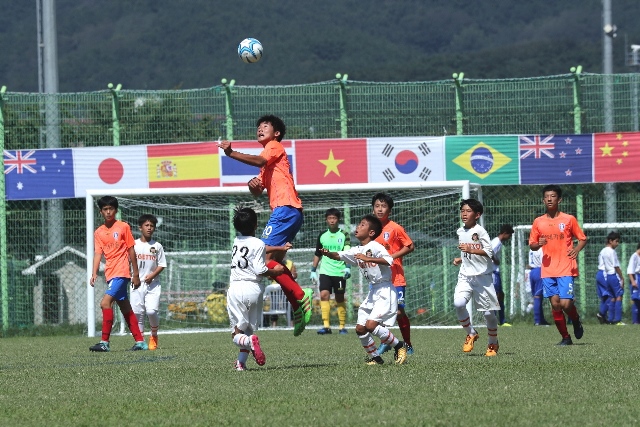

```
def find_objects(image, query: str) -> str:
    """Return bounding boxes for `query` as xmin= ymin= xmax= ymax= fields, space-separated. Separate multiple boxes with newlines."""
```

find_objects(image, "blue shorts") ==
xmin=261 ymin=206 xmax=303 ymax=247
xmin=596 ymin=270 xmax=623 ymax=298
xmin=395 ymin=286 xmax=406 ymax=309
xmin=529 ymin=267 xmax=543 ymax=297
xmin=632 ymin=274 xmax=640 ymax=301
xmin=105 ymin=277 xmax=130 ymax=301
xmin=492 ymin=271 xmax=502 ymax=294
xmin=542 ymin=276 xmax=574 ymax=299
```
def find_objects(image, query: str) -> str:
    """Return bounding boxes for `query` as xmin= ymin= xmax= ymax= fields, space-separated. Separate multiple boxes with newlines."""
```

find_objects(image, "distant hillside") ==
xmin=2 ymin=0 xmax=640 ymax=92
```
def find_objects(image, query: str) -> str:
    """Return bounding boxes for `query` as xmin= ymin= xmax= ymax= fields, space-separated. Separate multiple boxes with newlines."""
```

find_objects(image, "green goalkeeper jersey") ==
xmin=314 ymin=228 xmax=351 ymax=276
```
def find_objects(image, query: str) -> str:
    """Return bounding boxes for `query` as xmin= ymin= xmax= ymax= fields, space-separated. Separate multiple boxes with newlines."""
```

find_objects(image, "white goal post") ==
xmin=85 ymin=180 xmax=481 ymax=337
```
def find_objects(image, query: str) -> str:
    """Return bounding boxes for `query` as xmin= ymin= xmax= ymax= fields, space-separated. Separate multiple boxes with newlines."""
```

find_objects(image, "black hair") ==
xmin=138 ymin=214 xmax=158 ymax=227
xmin=233 ymin=207 xmax=258 ymax=236
xmin=460 ymin=198 xmax=484 ymax=215
xmin=325 ymin=208 xmax=341 ymax=220
xmin=362 ymin=214 xmax=383 ymax=239
xmin=606 ymin=231 xmax=620 ymax=242
xmin=542 ymin=184 xmax=563 ymax=199
xmin=371 ymin=192 xmax=394 ymax=210
xmin=257 ymin=115 xmax=286 ymax=141
xmin=97 ymin=195 xmax=118 ymax=210
xmin=499 ymin=224 xmax=514 ymax=235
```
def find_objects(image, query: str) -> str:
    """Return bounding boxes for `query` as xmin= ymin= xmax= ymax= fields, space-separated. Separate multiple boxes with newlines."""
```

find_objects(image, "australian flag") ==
xmin=4 ymin=149 xmax=75 ymax=200
xmin=519 ymin=134 xmax=593 ymax=184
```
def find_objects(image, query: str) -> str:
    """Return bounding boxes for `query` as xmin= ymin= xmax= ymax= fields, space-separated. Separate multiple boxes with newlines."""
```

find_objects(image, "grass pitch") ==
xmin=1 ymin=324 xmax=638 ymax=427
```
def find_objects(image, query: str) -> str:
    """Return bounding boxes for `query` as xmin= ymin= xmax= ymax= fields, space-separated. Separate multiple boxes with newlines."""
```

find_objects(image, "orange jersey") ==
xmin=258 ymin=140 xmax=302 ymax=210
xmin=375 ymin=220 xmax=413 ymax=287
xmin=529 ymin=212 xmax=586 ymax=278
xmin=94 ymin=220 xmax=135 ymax=281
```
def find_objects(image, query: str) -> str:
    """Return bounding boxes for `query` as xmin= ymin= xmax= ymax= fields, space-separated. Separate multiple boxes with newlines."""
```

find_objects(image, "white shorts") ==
xmin=454 ymin=273 xmax=500 ymax=311
xmin=226 ymin=281 xmax=264 ymax=333
xmin=130 ymin=282 xmax=161 ymax=314
xmin=357 ymin=283 xmax=398 ymax=327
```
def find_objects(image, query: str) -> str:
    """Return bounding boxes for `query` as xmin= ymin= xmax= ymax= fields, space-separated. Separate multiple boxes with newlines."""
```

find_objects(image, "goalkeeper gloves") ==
xmin=343 ymin=267 xmax=351 ymax=279
xmin=310 ymin=268 xmax=318 ymax=285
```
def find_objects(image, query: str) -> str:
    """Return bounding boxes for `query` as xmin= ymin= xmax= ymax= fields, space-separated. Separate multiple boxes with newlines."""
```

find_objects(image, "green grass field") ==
xmin=1 ymin=324 xmax=638 ymax=427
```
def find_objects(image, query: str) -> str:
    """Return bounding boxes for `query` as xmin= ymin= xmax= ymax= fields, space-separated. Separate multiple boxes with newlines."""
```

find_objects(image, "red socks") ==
xmin=398 ymin=314 xmax=411 ymax=346
xmin=266 ymin=260 xmax=304 ymax=310
xmin=124 ymin=310 xmax=144 ymax=342
xmin=101 ymin=308 xmax=114 ymax=342
xmin=564 ymin=304 xmax=580 ymax=322
xmin=552 ymin=309 xmax=569 ymax=338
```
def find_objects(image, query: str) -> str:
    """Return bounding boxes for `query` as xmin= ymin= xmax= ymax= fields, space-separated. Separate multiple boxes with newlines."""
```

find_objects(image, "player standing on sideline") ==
xmin=217 ymin=115 xmax=313 ymax=336
xmin=320 ymin=214 xmax=408 ymax=366
xmin=452 ymin=199 xmax=500 ymax=357
xmin=227 ymin=207 xmax=284 ymax=371
xmin=529 ymin=184 xmax=587 ymax=346
xmin=627 ymin=243 xmax=640 ymax=324
xmin=89 ymin=196 xmax=148 ymax=352
xmin=491 ymin=224 xmax=514 ymax=326
xmin=131 ymin=214 xmax=167 ymax=350
xmin=371 ymin=193 xmax=416 ymax=356
xmin=310 ymin=208 xmax=351 ymax=335
xmin=528 ymin=248 xmax=550 ymax=326
xmin=595 ymin=232 xmax=624 ymax=325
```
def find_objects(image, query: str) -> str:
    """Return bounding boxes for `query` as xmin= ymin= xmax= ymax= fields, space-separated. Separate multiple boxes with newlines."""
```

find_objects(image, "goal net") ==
xmin=509 ymin=222 xmax=640 ymax=319
xmin=85 ymin=181 xmax=481 ymax=337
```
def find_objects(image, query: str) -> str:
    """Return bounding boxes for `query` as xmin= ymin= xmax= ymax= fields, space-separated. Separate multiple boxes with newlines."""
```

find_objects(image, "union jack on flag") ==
xmin=4 ymin=150 xmax=37 ymax=174
xmin=519 ymin=135 xmax=555 ymax=159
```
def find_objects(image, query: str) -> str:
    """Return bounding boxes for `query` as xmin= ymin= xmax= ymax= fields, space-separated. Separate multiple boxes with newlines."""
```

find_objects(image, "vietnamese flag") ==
xmin=147 ymin=142 xmax=219 ymax=188
xmin=594 ymin=132 xmax=640 ymax=183
xmin=294 ymin=139 xmax=368 ymax=185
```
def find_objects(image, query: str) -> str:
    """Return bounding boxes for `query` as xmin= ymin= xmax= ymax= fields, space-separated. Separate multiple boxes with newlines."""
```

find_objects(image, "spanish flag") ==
xmin=147 ymin=142 xmax=219 ymax=188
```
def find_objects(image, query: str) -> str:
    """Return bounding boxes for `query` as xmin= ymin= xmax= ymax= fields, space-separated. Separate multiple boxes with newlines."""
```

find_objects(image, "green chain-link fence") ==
xmin=1 ymin=70 xmax=639 ymax=334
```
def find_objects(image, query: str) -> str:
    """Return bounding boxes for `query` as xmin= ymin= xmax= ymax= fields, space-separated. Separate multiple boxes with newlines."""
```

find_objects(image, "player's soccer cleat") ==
xmin=596 ymin=312 xmax=606 ymax=324
xmin=293 ymin=307 xmax=306 ymax=337
xmin=485 ymin=343 xmax=499 ymax=357
xmin=406 ymin=344 xmax=414 ymax=355
xmin=500 ymin=322 xmax=513 ymax=327
xmin=128 ymin=341 xmax=149 ymax=351
xmin=338 ymin=328 xmax=348 ymax=335
xmin=365 ymin=356 xmax=384 ymax=365
xmin=300 ymin=288 xmax=313 ymax=324
xmin=89 ymin=341 xmax=110 ymax=352
xmin=556 ymin=336 xmax=573 ymax=346
xmin=394 ymin=342 xmax=408 ymax=365
xmin=250 ymin=335 xmax=266 ymax=366
xmin=317 ymin=327 xmax=332 ymax=335
xmin=614 ymin=321 xmax=627 ymax=326
xmin=463 ymin=334 xmax=478 ymax=352
xmin=234 ymin=360 xmax=246 ymax=371
xmin=149 ymin=335 xmax=158 ymax=350
xmin=572 ymin=318 xmax=584 ymax=339
xmin=377 ymin=343 xmax=390 ymax=355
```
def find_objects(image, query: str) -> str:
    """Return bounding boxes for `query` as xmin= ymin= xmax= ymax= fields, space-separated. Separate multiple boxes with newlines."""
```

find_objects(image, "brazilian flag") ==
xmin=445 ymin=135 xmax=519 ymax=185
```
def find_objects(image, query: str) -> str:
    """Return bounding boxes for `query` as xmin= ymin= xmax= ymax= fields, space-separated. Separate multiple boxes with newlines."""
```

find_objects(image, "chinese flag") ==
xmin=594 ymin=132 xmax=640 ymax=183
xmin=294 ymin=139 xmax=368 ymax=185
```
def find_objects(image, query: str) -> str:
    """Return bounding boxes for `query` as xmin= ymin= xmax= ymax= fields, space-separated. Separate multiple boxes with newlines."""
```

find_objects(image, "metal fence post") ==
xmin=452 ymin=72 xmax=465 ymax=135
xmin=221 ymin=78 xmax=235 ymax=141
xmin=336 ymin=73 xmax=349 ymax=138
xmin=108 ymin=83 xmax=122 ymax=147
xmin=0 ymin=86 xmax=7 ymax=332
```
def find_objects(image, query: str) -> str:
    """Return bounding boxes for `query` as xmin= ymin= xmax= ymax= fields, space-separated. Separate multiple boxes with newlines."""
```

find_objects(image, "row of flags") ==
xmin=3 ymin=132 xmax=638 ymax=200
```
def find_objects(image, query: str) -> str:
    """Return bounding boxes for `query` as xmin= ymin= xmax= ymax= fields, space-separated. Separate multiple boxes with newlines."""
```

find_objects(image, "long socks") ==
xmin=266 ymin=260 xmax=304 ymax=310
xmin=552 ymin=309 xmax=569 ymax=338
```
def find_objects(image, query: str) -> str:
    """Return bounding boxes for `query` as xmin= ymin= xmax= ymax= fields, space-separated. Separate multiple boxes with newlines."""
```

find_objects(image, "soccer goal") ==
xmin=85 ymin=181 xmax=481 ymax=337
xmin=509 ymin=222 xmax=640 ymax=318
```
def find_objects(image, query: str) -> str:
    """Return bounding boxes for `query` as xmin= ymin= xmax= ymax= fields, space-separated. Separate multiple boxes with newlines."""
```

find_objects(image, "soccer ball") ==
xmin=238 ymin=38 xmax=263 ymax=63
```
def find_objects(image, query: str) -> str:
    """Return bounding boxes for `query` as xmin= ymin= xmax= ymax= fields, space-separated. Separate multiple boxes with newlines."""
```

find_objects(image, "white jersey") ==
xmin=491 ymin=236 xmax=503 ymax=273
xmin=597 ymin=246 xmax=620 ymax=275
xmin=230 ymin=235 xmax=269 ymax=283
xmin=338 ymin=240 xmax=393 ymax=286
xmin=627 ymin=252 xmax=640 ymax=275
xmin=134 ymin=238 xmax=167 ymax=285
xmin=457 ymin=224 xmax=493 ymax=276
xmin=528 ymin=248 xmax=542 ymax=269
